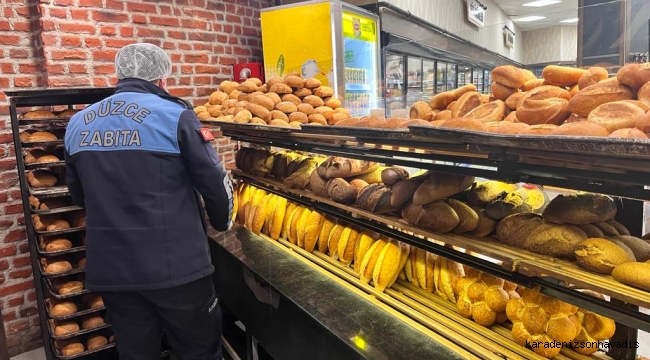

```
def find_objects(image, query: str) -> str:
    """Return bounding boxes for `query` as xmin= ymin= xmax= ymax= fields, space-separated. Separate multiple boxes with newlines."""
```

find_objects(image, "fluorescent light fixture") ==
xmin=560 ymin=18 xmax=579 ymax=23
xmin=513 ymin=16 xmax=546 ymax=22
xmin=523 ymin=0 xmax=561 ymax=7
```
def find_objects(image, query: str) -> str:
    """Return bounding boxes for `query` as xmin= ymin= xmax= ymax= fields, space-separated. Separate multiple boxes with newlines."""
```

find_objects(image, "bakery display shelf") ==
xmin=48 ymin=319 xmax=110 ymax=341
xmin=40 ymin=266 xmax=85 ymax=279
xmin=234 ymin=171 xmax=650 ymax=332
xmin=264 ymin=234 xmax=607 ymax=360
xmin=21 ymin=139 xmax=65 ymax=148
xmin=202 ymin=120 xmax=299 ymax=133
xmin=51 ymin=341 xmax=115 ymax=360
xmin=44 ymin=279 xmax=90 ymax=300
xmin=29 ymin=185 xmax=69 ymax=198
xmin=45 ymin=299 xmax=104 ymax=321
xmin=300 ymin=124 xmax=412 ymax=139
xmin=35 ymin=226 xmax=85 ymax=237
xmin=25 ymin=161 xmax=66 ymax=170
xmin=32 ymin=206 xmax=84 ymax=216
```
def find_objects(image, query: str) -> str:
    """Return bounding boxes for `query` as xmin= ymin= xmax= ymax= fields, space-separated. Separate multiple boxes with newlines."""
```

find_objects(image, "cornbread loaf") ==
xmin=445 ymin=199 xmax=479 ymax=233
xmin=617 ymin=63 xmax=650 ymax=90
xmin=412 ymin=172 xmax=475 ymax=205
xmin=327 ymin=178 xmax=356 ymax=204
xmin=572 ymin=307 xmax=616 ymax=355
xmin=45 ymin=260 xmax=73 ymax=274
xmin=612 ymin=262 xmax=650 ymax=291
xmin=542 ymin=65 xmax=586 ymax=86
xmin=550 ymin=121 xmax=609 ymax=137
xmin=542 ymin=193 xmax=616 ymax=225
xmin=87 ymin=335 xmax=108 ymax=350
xmin=27 ymin=170 xmax=57 ymax=188
xmin=568 ymin=82 xmax=635 ymax=116
xmin=352 ymin=230 xmax=376 ymax=271
xmin=433 ymin=258 xmax=465 ymax=303
xmin=456 ymin=272 xmax=510 ymax=326
xmin=490 ymin=82 xmax=517 ymax=101
xmin=303 ymin=211 xmax=324 ymax=252
xmin=381 ymin=166 xmax=409 ymax=186
xmin=470 ymin=208 xmax=497 ymax=237
xmin=519 ymin=124 xmax=558 ymax=135
xmin=587 ymin=101 xmax=645 ymax=132
xmin=51 ymin=302 xmax=78 ymax=316
xmin=612 ymin=235 xmax=650 ymax=261
xmin=317 ymin=215 xmax=336 ymax=253
xmin=327 ymin=223 xmax=345 ymax=259
xmin=61 ymin=343 xmax=84 ymax=356
xmin=491 ymin=65 xmax=526 ymax=88
xmin=506 ymin=286 xmax=581 ymax=358
xmin=402 ymin=201 xmax=460 ymax=233
xmin=404 ymin=248 xmax=436 ymax=291
xmin=372 ymin=240 xmax=409 ymax=292
xmin=54 ymin=321 xmax=80 ymax=336
xmin=451 ymin=92 xmax=482 ymax=118
xmin=516 ymin=97 xmax=570 ymax=125
xmin=578 ymin=67 xmax=609 ymax=90
xmin=464 ymin=100 xmax=506 ymax=122
xmin=574 ymin=238 xmax=636 ymax=273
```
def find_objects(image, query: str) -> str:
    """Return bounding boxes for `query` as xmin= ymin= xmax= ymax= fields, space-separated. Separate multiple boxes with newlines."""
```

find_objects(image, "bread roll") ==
xmin=609 ymin=128 xmax=648 ymax=139
xmin=519 ymin=85 xmax=571 ymax=102
xmin=37 ymin=155 xmax=60 ymax=163
xmin=516 ymin=97 xmax=570 ymax=125
xmin=638 ymin=81 xmax=650 ymax=105
xmin=82 ymin=316 xmax=105 ymax=329
xmin=288 ymin=112 xmax=308 ymax=124
xmin=47 ymin=219 xmax=71 ymax=231
xmin=566 ymin=113 xmax=587 ymax=123
xmin=440 ymin=118 xmax=488 ymax=132
xmin=575 ymin=238 xmax=636 ymax=273
xmin=587 ymin=101 xmax=645 ymax=133
xmin=54 ymin=321 xmax=80 ymax=336
xmin=578 ymin=67 xmax=609 ymax=90
xmin=491 ymin=66 xmax=526 ymax=88
xmin=503 ymin=111 xmax=518 ymax=123
xmin=276 ymin=101 xmax=298 ymax=114
xmin=505 ymin=92 xmax=526 ymax=110
xmin=45 ymin=260 xmax=73 ymax=274
xmin=410 ymin=101 xmax=432 ymax=120
xmin=306 ymin=113 xmax=327 ymax=125
xmin=550 ymin=122 xmax=609 ymax=137
xmin=269 ymin=83 xmax=292 ymax=94
xmin=486 ymin=122 xmax=529 ymax=134
xmin=51 ymin=302 xmax=78 ymax=316
xmin=23 ymin=110 xmax=57 ymax=119
xmin=44 ymin=238 xmax=73 ymax=252
xmin=491 ymin=82 xmax=517 ymax=101
xmin=264 ymin=92 xmax=282 ymax=105
xmin=542 ymin=65 xmax=586 ymax=86
xmin=612 ymin=262 xmax=650 ymax=291
xmin=611 ymin=236 xmax=650 ymax=261
xmin=87 ymin=295 xmax=104 ymax=309
xmin=28 ymin=131 xmax=57 ymax=142
xmin=314 ymin=86 xmax=334 ymax=98
xmin=304 ymin=78 xmax=321 ymax=89
xmin=283 ymin=75 xmax=304 ymax=88
xmin=293 ymin=87 xmax=312 ymax=98
xmin=56 ymin=280 xmax=84 ymax=295
xmin=250 ymin=94 xmax=275 ymax=111
xmin=87 ymin=335 xmax=108 ymax=350
xmin=435 ymin=110 xmax=452 ymax=121
xmin=522 ymin=79 xmax=545 ymax=91
xmin=635 ymin=111 xmax=650 ymax=134
xmin=233 ymin=110 xmax=252 ymax=124
xmin=568 ymin=82 xmax=635 ymax=116
xmin=451 ymin=92 xmax=482 ymax=118
xmin=617 ymin=63 xmax=650 ymax=90
xmin=399 ymin=119 xmax=431 ymax=128
xmin=25 ymin=149 xmax=46 ymax=164
xmin=542 ymin=193 xmax=616 ymax=225
xmin=327 ymin=178 xmax=356 ymax=204
xmin=245 ymin=103 xmax=271 ymax=121
xmin=452 ymin=84 xmax=477 ymax=100
xmin=429 ymin=92 xmax=454 ymax=110
xmin=464 ymin=100 xmax=506 ymax=123
xmin=61 ymin=343 xmax=84 ymax=356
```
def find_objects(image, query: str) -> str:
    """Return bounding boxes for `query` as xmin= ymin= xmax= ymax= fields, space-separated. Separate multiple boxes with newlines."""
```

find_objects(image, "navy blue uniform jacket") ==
xmin=64 ymin=79 xmax=233 ymax=292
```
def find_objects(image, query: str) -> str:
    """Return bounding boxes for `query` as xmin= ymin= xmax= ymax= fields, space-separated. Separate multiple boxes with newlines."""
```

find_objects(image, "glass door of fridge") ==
xmin=423 ymin=60 xmax=435 ymax=98
xmin=385 ymin=53 xmax=405 ymax=113
xmin=406 ymin=56 xmax=423 ymax=107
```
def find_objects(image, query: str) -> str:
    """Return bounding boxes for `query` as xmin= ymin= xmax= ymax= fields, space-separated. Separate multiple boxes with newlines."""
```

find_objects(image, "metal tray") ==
xmin=40 ymin=265 xmax=85 ymax=279
xmin=21 ymin=139 xmax=65 ymax=147
xmin=37 ymin=245 xmax=86 ymax=257
xmin=45 ymin=298 xmax=105 ymax=321
xmin=48 ymin=318 xmax=110 ymax=340
xmin=25 ymin=160 xmax=65 ymax=170
xmin=19 ymin=118 xmax=70 ymax=125
xmin=32 ymin=205 xmax=82 ymax=216
xmin=407 ymin=125 xmax=511 ymax=146
xmin=45 ymin=277 xmax=89 ymax=300
xmin=34 ymin=226 xmax=85 ymax=237
xmin=29 ymin=185 xmax=69 ymax=198
xmin=300 ymin=124 xmax=412 ymax=139
xmin=51 ymin=340 xmax=115 ymax=360
xmin=210 ymin=120 xmax=297 ymax=133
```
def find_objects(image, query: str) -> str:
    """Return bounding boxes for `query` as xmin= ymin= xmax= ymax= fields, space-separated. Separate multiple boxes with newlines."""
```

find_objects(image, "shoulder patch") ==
xmin=197 ymin=128 xmax=215 ymax=142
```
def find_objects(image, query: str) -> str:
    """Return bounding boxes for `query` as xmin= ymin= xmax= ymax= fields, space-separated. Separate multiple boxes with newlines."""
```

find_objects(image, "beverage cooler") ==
xmin=260 ymin=0 xmax=380 ymax=117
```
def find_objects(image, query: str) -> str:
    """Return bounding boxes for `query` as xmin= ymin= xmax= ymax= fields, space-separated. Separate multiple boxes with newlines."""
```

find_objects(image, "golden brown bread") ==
xmin=412 ymin=172 xmax=475 ymax=205
xmin=456 ymin=272 xmax=509 ymax=326
xmin=505 ymin=92 xmax=526 ymax=110
xmin=485 ymin=122 xmax=528 ymax=134
xmin=47 ymin=219 xmax=71 ymax=231
xmin=269 ymin=119 xmax=290 ymax=127
xmin=45 ymin=260 xmax=73 ymax=274
xmin=409 ymin=101 xmax=432 ymax=120
xmin=61 ymin=343 xmax=85 ymax=356
xmin=44 ymin=239 xmax=73 ymax=252
xmin=36 ymin=155 xmax=60 ymax=163
xmin=54 ymin=321 xmax=80 ymax=336
xmin=28 ymin=131 xmax=57 ymax=142
xmin=294 ymin=88 xmax=312 ymax=98
xmin=542 ymin=65 xmax=586 ymax=86
xmin=578 ymin=67 xmax=609 ymax=90
xmin=269 ymin=83 xmax=292 ymax=94
xmin=568 ymin=82 xmax=635 ymax=116
xmin=522 ymin=79 xmax=545 ymax=91
xmin=304 ymin=77 xmax=321 ymax=89
xmin=491 ymin=66 xmax=526 ymax=88
xmin=635 ymin=111 xmax=650 ymax=134
xmin=281 ymin=94 xmax=301 ymax=106
xmin=283 ymin=75 xmax=305 ymax=88
xmin=56 ymin=280 xmax=84 ymax=295
xmin=464 ymin=101 xmax=506 ymax=123
xmin=612 ymin=262 xmax=650 ymax=291
xmin=435 ymin=110 xmax=452 ymax=121
xmin=587 ymin=101 xmax=645 ymax=133
xmin=490 ymin=82 xmax=517 ymax=101
xmin=51 ymin=302 xmax=78 ymax=316
xmin=307 ymin=113 xmax=328 ymax=125
xmin=503 ymin=111 xmax=518 ymax=123
xmin=451 ymin=92 xmax=482 ymax=118
xmin=550 ymin=122 xmax=609 ymax=137
xmin=617 ymin=63 xmax=650 ymax=90
xmin=440 ymin=118 xmax=488 ymax=132
xmin=429 ymin=92 xmax=454 ymax=110
xmin=82 ymin=316 xmax=105 ymax=329
xmin=250 ymin=94 xmax=275 ymax=111
xmin=24 ymin=149 xmax=46 ymax=164
xmin=264 ymin=92 xmax=282 ymax=105
xmin=314 ymin=86 xmax=334 ymax=98
xmin=21 ymin=110 xmax=56 ymax=119
xmin=573 ymin=307 xmax=616 ymax=355
xmin=452 ymin=84 xmax=477 ymax=100
xmin=543 ymin=193 xmax=616 ymax=225
xmin=610 ymin=128 xmax=648 ymax=139
xmin=638 ymin=81 xmax=650 ymax=105
xmin=574 ymin=238 xmax=636 ymax=273
xmin=87 ymin=295 xmax=104 ymax=309
xmin=516 ymin=97 xmax=570 ymax=125
xmin=398 ymin=119 xmax=432 ymax=128
xmin=519 ymin=85 xmax=571 ymax=102
xmin=87 ymin=335 xmax=108 ymax=350
xmin=566 ymin=113 xmax=588 ymax=123
xmin=324 ymin=97 xmax=341 ymax=109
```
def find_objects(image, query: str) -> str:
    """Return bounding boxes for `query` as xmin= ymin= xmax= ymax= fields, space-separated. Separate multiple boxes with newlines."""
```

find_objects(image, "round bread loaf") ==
xmin=45 ymin=239 xmax=73 ymax=252
xmin=542 ymin=65 xmax=586 ymax=86
xmin=440 ymin=118 xmax=488 ymax=132
xmin=304 ymin=78 xmax=321 ymax=89
xmin=56 ymin=280 xmax=84 ymax=295
xmin=617 ymin=63 xmax=650 ymax=90
xmin=568 ymin=82 xmax=635 ymax=116
xmin=269 ymin=83 xmax=292 ymax=94
xmin=45 ymin=261 xmax=73 ymax=274
xmin=82 ymin=316 xmax=105 ymax=329
xmin=542 ymin=193 xmax=616 ymax=225
xmin=429 ymin=92 xmax=454 ymax=110
xmin=293 ymin=88 xmax=312 ymax=98
xmin=526 ymin=223 xmax=588 ymax=258
xmin=522 ymin=78 xmax=545 ymax=91
xmin=61 ymin=343 xmax=84 ymax=356
xmin=491 ymin=82 xmax=517 ymax=101
xmin=587 ymin=101 xmax=645 ymax=133
xmin=21 ymin=110 xmax=56 ymax=119
xmin=410 ymin=101 xmax=432 ymax=120
xmin=264 ymin=92 xmax=282 ymax=105
xmin=638 ymin=81 xmax=650 ymax=105
xmin=87 ymin=335 xmax=108 ymax=350
xmin=519 ymin=85 xmax=571 ymax=103
xmin=612 ymin=262 xmax=650 ymax=291
xmin=518 ymin=124 xmax=558 ymax=135
xmin=516 ymin=97 xmax=571 ymax=125
xmin=550 ymin=122 xmax=609 ymax=137
xmin=451 ymin=92 xmax=482 ymax=118
xmin=486 ymin=121 xmax=529 ymax=134
xmin=452 ymin=84 xmax=477 ymax=100
xmin=610 ymin=128 xmax=648 ymax=139
xmin=24 ymin=149 xmax=46 ymax=164
xmin=281 ymin=94 xmax=302 ymax=105
xmin=611 ymin=235 xmax=650 ymax=262
xmin=491 ymin=65 xmax=526 ymax=88
xmin=578 ymin=67 xmax=609 ymax=90
xmin=54 ymin=321 xmax=80 ymax=336
xmin=464 ymin=100 xmax=506 ymax=123
xmin=574 ymin=238 xmax=636 ymax=273
xmin=496 ymin=213 xmax=544 ymax=247
xmin=283 ymin=75 xmax=305 ymax=88
xmin=469 ymin=207 xmax=497 ymax=237
xmin=28 ymin=131 xmax=57 ymax=142
xmin=51 ymin=302 xmax=78 ymax=316
xmin=505 ymin=92 xmax=526 ymax=110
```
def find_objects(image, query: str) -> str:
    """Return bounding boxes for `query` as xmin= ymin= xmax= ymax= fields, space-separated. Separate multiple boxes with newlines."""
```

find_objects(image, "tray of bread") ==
xmin=48 ymin=312 xmax=109 ymax=340
xmin=209 ymin=120 xmax=298 ymax=133
xmin=30 ymin=195 xmax=82 ymax=215
xmin=26 ymin=168 xmax=68 ymax=196
xmin=38 ymin=233 xmax=85 ymax=257
xmin=40 ymin=254 xmax=86 ymax=278
xmin=18 ymin=109 xmax=79 ymax=124
xmin=300 ymin=121 xmax=413 ymax=139
xmin=32 ymin=211 xmax=85 ymax=236
xmin=51 ymin=330 xmax=115 ymax=359
xmin=46 ymin=295 xmax=104 ymax=321
xmin=24 ymin=147 xmax=65 ymax=170
xmin=46 ymin=276 xmax=89 ymax=299
xmin=20 ymin=129 xmax=65 ymax=147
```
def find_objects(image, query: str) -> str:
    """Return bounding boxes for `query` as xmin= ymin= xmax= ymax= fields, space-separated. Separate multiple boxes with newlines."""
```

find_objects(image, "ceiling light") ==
xmin=523 ymin=0 xmax=561 ymax=7
xmin=560 ymin=18 xmax=579 ymax=23
xmin=513 ymin=16 xmax=546 ymax=22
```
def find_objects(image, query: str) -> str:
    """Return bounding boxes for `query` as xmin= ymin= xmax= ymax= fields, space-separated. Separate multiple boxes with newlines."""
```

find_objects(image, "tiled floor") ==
xmin=10 ymin=348 xmax=45 ymax=360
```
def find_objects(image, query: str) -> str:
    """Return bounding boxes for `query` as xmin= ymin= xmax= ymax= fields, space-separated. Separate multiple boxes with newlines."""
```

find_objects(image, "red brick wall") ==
xmin=0 ymin=0 xmax=272 ymax=356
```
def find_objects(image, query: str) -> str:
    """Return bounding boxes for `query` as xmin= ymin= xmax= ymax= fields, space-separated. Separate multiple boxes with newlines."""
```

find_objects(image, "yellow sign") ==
xmin=260 ymin=2 xmax=333 ymax=85
xmin=342 ymin=11 xmax=376 ymax=42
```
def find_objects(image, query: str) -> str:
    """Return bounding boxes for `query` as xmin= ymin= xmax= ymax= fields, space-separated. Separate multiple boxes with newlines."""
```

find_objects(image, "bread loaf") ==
xmin=381 ymin=166 xmax=409 ymax=186
xmin=612 ymin=262 xmax=650 ymax=291
xmin=464 ymin=100 xmax=506 ymax=122
xmin=27 ymin=170 xmax=57 ymax=188
xmin=487 ymin=121 xmax=529 ymax=134
xmin=86 ymin=295 xmax=104 ymax=309
xmin=542 ymin=65 xmax=586 ymax=86
xmin=327 ymin=178 xmax=356 ymax=204
xmin=304 ymin=78 xmax=321 ymax=89
xmin=491 ymin=66 xmax=526 ymax=88
xmin=403 ymin=201 xmax=460 ymax=233
xmin=410 ymin=101 xmax=432 ymax=120
xmin=542 ymin=193 xmax=616 ymax=225
xmin=587 ymin=101 xmax=645 ymax=133
xmin=496 ymin=213 xmax=544 ymax=247
xmin=309 ymin=169 xmax=329 ymax=197
xmin=303 ymin=211 xmax=324 ymax=252
xmin=51 ymin=302 xmax=77 ymax=316
xmin=36 ymin=155 xmax=59 ymax=163
xmin=372 ymin=240 xmax=409 ymax=292
xmin=611 ymin=235 xmax=650 ymax=261
xmin=526 ymin=223 xmax=587 ymax=258
xmin=470 ymin=208 xmax=497 ymax=237
xmin=61 ymin=343 xmax=84 ymax=356
xmin=505 ymin=92 xmax=526 ymax=110
xmin=433 ymin=258 xmax=465 ymax=303
xmin=440 ymin=118 xmax=488 ymax=132
xmin=21 ymin=110 xmax=56 ymax=119
xmin=578 ymin=67 xmax=609 ymax=90
xmin=82 ymin=316 xmax=105 ymax=329
xmin=491 ymin=82 xmax=517 ymax=101
xmin=485 ymin=188 xmax=531 ymax=220
xmin=412 ymin=173 xmax=474 ymax=205
xmin=635 ymin=111 xmax=650 ymax=134
xmin=87 ymin=335 xmax=108 ymax=350
xmin=317 ymin=216 xmax=336 ymax=253
xmin=579 ymin=224 xmax=605 ymax=238
xmin=550 ymin=121 xmax=609 ymax=137
xmin=452 ymin=84 xmax=477 ymax=100
xmin=516 ymin=97 xmax=570 ymax=125
xmin=390 ymin=176 xmax=427 ymax=208
xmin=45 ymin=260 xmax=73 ymax=274
xmin=638 ymin=81 xmax=650 ymax=105
xmin=519 ymin=124 xmax=558 ymax=135
xmin=318 ymin=157 xmax=377 ymax=179
xmin=522 ymin=78 xmax=545 ymax=91
xmin=573 ymin=307 xmax=616 ymax=355
xmin=47 ymin=219 xmax=71 ymax=231
xmin=445 ymin=199 xmax=479 ymax=233
xmin=54 ymin=321 xmax=80 ymax=336
xmin=429 ymin=92 xmax=454 ymax=110
xmin=617 ymin=63 xmax=650 ymax=90
xmin=574 ymin=238 xmax=636 ymax=273
xmin=25 ymin=149 xmax=46 ymax=164
xmin=568 ymin=82 xmax=635 ymax=116
xmin=44 ymin=239 xmax=72 ymax=252
xmin=451 ymin=92 xmax=482 ymax=118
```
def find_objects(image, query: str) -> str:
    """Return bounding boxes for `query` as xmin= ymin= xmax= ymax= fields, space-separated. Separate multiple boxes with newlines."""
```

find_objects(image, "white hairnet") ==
xmin=115 ymin=43 xmax=172 ymax=81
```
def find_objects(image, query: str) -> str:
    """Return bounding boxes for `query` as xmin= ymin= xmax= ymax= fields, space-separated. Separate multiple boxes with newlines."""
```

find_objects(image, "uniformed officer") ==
xmin=64 ymin=43 xmax=233 ymax=360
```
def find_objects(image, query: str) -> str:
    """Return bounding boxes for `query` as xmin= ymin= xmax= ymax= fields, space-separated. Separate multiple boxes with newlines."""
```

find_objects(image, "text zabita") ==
xmin=525 ymin=340 xmax=639 ymax=349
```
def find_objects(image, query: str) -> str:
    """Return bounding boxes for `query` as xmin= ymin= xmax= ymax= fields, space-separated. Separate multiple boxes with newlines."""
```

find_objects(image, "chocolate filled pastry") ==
xmin=27 ymin=170 xmax=57 ymax=188
xmin=82 ymin=316 xmax=105 ymax=329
